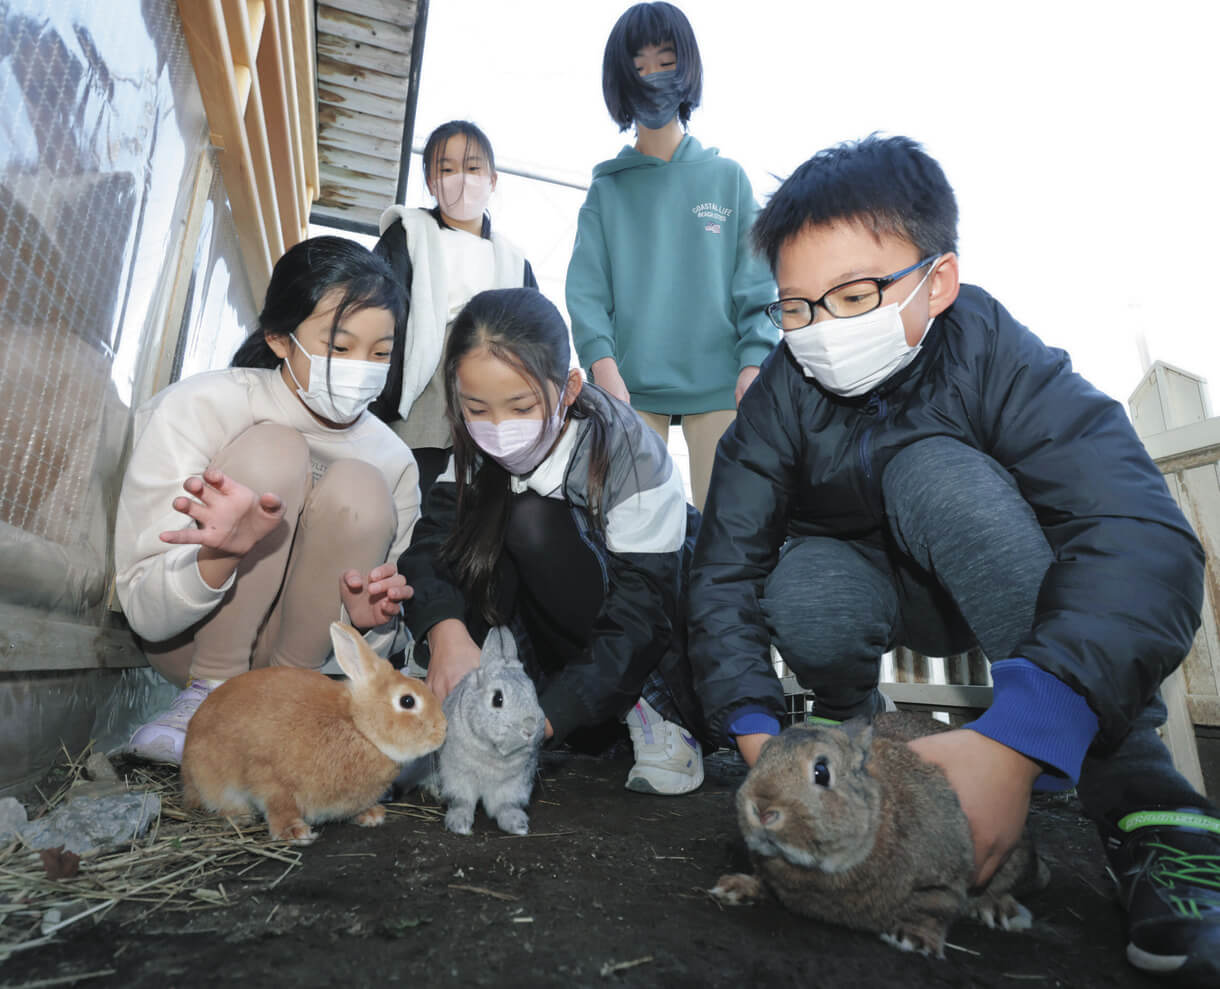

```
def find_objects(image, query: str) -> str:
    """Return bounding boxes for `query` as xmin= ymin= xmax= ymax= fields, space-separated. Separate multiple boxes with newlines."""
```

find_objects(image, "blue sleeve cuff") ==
xmin=965 ymin=658 xmax=1099 ymax=785
xmin=728 ymin=705 xmax=781 ymax=739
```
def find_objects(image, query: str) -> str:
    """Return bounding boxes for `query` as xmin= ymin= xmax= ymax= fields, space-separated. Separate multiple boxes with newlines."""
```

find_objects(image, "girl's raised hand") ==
xmin=340 ymin=563 xmax=413 ymax=631
xmin=159 ymin=468 xmax=284 ymax=558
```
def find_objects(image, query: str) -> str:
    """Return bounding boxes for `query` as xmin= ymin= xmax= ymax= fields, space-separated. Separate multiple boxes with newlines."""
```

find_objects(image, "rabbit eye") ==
xmin=492 ymin=689 xmax=504 ymax=708
xmin=399 ymin=694 xmax=416 ymax=710
xmin=812 ymin=757 xmax=830 ymax=788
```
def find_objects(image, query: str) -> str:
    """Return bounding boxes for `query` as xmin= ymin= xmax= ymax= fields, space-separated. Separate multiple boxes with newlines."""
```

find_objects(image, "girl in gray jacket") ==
xmin=399 ymin=288 xmax=706 ymax=795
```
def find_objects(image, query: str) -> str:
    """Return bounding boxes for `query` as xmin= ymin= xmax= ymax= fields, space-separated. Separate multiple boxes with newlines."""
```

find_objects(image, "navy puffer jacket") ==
xmin=688 ymin=284 xmax=1205 ymax=750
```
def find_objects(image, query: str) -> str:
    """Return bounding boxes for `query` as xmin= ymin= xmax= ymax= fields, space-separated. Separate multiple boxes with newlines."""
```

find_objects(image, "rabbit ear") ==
xmin=480 ymin=626 xmax=519 ymax=669
xmin=330 ymin=622 xmax=379 ymax=683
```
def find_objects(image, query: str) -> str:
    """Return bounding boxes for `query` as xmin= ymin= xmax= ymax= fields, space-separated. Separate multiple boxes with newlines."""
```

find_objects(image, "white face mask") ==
xmin=436 ymin=172 xmax=492 ymax=223
xmin=465 ymin=408 xmax=564 ymax=475
xmin=784 ymin=263 xmax=938 ymax=397
xmin=284 ymin=334 xmax=389 ymax=424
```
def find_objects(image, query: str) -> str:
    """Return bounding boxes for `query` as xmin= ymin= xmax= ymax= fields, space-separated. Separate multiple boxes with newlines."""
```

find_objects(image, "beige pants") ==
xmin=141 ymin=423 xmax=395 ymax=686
xmin=636 ymin=408 xmax=737 ymax=513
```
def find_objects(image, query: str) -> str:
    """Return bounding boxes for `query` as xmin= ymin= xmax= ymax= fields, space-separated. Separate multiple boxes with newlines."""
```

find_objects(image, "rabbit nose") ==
xmin=755 ymin=804 xmax=781 ymax=829
xmin=521 ymin=716 xmax=538 ymax=737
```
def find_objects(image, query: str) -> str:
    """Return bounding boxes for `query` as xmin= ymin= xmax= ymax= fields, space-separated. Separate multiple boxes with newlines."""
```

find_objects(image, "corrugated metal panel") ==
xmin=313 ymin=0 xmax=422 ymax=233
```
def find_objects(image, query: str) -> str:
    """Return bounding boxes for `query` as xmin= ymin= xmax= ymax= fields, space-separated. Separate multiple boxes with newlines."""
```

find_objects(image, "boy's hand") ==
xmin=735 ymin=365 xmax=760 ymax=406
xmin=160 ymin=468 xmax=284 ymax=587
xmin=737 ymin=732 xmax=772 ymax=768
xmin=591 ymin=357 xmax=631 ymax=405
xmin=340 ymin=563 xmax=412 ymax=631
xmin=425 ymin=618 xmax=482 ymax=702
xmin=907 ymin=729 xmax=1041 ymax=884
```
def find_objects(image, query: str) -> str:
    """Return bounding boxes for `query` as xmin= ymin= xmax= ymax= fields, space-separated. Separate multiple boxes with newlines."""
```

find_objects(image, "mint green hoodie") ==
xmin=565 ymin=136 xmax=778 ymax=415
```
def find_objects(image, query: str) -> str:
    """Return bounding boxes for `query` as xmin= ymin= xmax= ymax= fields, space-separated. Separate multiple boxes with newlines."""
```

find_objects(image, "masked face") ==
xmin=783 ymin=264 xmax=938 ymax=397
xmin=428 ymin=133 xmax=495 ymax=225
xmin=630 ymin=41 xmax=684 ymax=130
xmin=631 ymin=68 xmax=685 ymax=130
xmin=465 ymin=410 xmax=564 ymax=475
xmin=284 ymin=333 xmax=390 ymax=424
xmin=437 ymin=172 xmax=492 ymax=223
xmin=456 ymin=348 xmax=581 ymax=476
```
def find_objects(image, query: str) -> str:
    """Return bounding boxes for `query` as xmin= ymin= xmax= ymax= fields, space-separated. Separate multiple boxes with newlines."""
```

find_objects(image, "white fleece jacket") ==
xmin=378 ymin=205 xmax=530 ymax=418
xmin=114 ymin=367 xmax=420 ymax=658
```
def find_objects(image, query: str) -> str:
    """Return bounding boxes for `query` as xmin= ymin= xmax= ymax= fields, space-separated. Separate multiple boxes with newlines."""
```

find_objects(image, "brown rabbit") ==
xmin=710 ymin=712 xmax=1049 ymax=957
xmin=181 ymin=623 xmax=447 ymax=844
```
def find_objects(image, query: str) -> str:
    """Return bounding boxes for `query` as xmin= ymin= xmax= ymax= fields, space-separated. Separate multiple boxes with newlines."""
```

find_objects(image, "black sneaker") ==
xmin=1105 ymin=808 xmax=1220 ymax=985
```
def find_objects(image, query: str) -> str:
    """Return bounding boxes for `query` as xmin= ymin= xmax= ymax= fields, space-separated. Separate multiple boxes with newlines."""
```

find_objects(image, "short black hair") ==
xmin=602 ymin=2 xmax=702 ymax=132
xmin=753 ymin=134 xmax=959 ymax=273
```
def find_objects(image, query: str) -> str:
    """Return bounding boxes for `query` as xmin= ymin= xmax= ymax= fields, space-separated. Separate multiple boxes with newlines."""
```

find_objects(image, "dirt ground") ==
xmin=2 ymin=745 xmax=1165 ymax=989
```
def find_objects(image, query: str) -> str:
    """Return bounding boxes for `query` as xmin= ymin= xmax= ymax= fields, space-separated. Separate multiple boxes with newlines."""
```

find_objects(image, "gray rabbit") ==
xmin=432 ymin=626 xmax=546 ymax=836
xmin=711 ymin=711 xmax=1049 ymax=957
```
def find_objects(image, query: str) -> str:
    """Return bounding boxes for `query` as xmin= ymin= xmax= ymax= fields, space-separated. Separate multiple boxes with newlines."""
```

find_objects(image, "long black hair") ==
xmin=440 ymin=288 xmax=623 ymax=623
xmin=231 ymin=236 xmax=407 ymax=390
xmin=602 ymin=2 xmax=703 ymax=132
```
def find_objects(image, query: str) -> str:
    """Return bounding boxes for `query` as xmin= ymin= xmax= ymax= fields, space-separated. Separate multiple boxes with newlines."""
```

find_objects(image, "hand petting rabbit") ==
xmin=711 ymin=712 xmax=1049 ymax=957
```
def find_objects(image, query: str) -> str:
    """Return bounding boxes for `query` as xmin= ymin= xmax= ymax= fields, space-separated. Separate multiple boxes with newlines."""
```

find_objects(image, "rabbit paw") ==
xmin=709 ymin=873 xmax=764 ymax=905
xmin=352 ymin=805 xmax=387 ymax=828
xmin=273 ymin=819 xmax=319 ymax=845
xmin=880 ymin=925 xmax=946 ymax=959
xmin=445 ymin=806 xmax=475 ymax=835
xmin=494 ymin=807 xmax=530 ymax=836
xmin=969 ymin=893 xmax=1033 ymax=931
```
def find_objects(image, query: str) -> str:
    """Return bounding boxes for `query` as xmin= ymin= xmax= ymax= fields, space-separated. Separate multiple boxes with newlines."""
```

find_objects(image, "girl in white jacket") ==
xmin=116 ymin=237 xmax=419 ymax=764
xmin=371 ymin=120 xmax=536 ymax=504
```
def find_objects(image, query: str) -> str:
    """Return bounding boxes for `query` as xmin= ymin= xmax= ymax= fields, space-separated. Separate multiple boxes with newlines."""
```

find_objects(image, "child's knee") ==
xmin=882 ymin=438 xmax=1018 ymax=539
xmin=213 ymin=424 xmax=311 ymax=500
xmin=306 ymin=459 xmax=394 ymax=541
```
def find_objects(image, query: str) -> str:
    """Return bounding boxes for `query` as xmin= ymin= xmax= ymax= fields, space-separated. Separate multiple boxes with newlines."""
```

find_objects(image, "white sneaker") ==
xmin=126 ymin=678 xmax=222 ymax=765
xmin=624 ymin=698 xmax=704 ymax=796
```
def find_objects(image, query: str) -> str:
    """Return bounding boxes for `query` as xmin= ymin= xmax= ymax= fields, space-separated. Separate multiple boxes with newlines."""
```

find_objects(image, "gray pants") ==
xmin=760 ymin=437 xmax=1208 ymax=825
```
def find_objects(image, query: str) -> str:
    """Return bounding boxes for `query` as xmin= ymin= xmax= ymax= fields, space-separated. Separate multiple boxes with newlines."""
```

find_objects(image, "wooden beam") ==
xmin=221 ymin=0 xmax=286 ymax=263
xmin=316 ymin=126 xmax=402 ymax=160
xmin=326 ymin=0 xmax=418 ymax=30
xmin=0 ymin=603 xmax=147 ymax=673
xmin=317 ymin=3 xmax=413 ymax=54
xmin=271 ymin=0 xmax=308 ymax=242
xmin=318 ymin=103 xmax=402 ymax=143
xmin=317 ymin=53 xmax=408 ymax=100
xmin=316 ymin=144 xmax=398 ymax=181
xmin=318 ymin=161 xmax=396 ymax=198
xmin=257 ymin=0 xmax=304 ymax=247
xmin=290 ymin=0 xmax=319 ymax=208
xmin=311 ymin=201 xmax=382 ymax=230
xmin=317 ymin=78 xmax=408 ymax=121
xmin=176 ymin=0 xmax=272 ymax=295
xmin=317 ymin=31 xmax=408 ymax=75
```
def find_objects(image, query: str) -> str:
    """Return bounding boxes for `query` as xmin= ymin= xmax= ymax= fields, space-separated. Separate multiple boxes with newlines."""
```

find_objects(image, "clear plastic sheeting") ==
xmin=0 ymin=0 xmax=260 ymax=793
xmin=0 ymin=0 xmax=205 ymax=616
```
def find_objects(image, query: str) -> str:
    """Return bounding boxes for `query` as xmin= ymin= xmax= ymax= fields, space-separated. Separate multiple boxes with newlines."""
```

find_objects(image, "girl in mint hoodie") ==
xmin=565 ymin=1 xmax=777 ymax=511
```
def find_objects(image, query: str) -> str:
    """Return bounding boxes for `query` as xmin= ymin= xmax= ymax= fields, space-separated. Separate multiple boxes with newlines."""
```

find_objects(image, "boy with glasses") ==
xmin=688 ymin=133 xmax=1220 ymax=983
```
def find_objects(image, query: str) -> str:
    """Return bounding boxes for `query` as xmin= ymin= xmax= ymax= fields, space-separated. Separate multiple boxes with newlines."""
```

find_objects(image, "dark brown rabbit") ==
xmin=711 ymin=712 xmax=1049 ymax=957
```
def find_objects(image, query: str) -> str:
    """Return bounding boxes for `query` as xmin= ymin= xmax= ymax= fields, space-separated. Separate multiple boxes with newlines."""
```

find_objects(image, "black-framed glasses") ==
xmin=765 ymin=255 xmax=940 ymax=331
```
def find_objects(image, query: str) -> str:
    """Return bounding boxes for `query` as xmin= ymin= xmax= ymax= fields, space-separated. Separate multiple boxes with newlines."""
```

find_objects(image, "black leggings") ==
xmin=504 ymin=491 xmax=604 ymax=671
